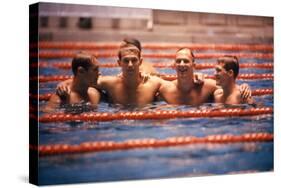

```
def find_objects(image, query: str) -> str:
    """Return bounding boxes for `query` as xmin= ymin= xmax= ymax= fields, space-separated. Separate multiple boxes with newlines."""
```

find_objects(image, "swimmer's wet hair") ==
xmin=176 ymin=47 xmax=195 ymax=62
xmin=118 ymin=37 xmax=141 ymax=59
xmin=71 ymin=52 xmax=99 ymax=76
xmin=217 ymin=55 xmax=239 ymax=79
xmin=123 ymin=37 xmax=142 ymax=51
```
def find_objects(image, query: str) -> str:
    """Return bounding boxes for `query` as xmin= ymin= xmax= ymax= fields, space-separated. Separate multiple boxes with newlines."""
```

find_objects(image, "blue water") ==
xmin=38 ymin=48 xmax=273 ymax=185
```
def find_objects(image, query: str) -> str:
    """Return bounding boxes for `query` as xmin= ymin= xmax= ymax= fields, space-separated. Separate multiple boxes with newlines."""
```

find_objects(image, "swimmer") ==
xmin=97 ymin=37 xmax=163 ymax=106
xmin=158 ymin=48 xmax=251 ymax=106
xmin=214 ymin=55 xmax=254 ymax=104
xmin=44 ymin=53 xmax=100 ymax=112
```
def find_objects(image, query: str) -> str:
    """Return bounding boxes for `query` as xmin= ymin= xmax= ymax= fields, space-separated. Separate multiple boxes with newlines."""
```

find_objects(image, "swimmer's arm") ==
xmin=157 ymin=78 xmax=173 ymax=102
xmin=97 ymin=76 xmax=115 ymax=90
xmin=87 ymin=87 xmax=101 ymax=106
xmin=214 ymin=88 xmax=223 ymax=103
xmin=97 ymin=76 xmax=106 ymax=90
xmin=158 ymin=76 xmax=168 ymax=92
xmin=43 ymin=94 xmax=62 ymax=113
xmin=205 ymin=79 xmax=219 ymax=102
xmin=158 ymin=72 xmax=205 ymax=85
xmin=56 ymin=79 xmax=73 ymax=97
xmin=145 ymin=76 xmax=165 ymax=102
xmin=151 ymin=72 xmax=205 ymax=83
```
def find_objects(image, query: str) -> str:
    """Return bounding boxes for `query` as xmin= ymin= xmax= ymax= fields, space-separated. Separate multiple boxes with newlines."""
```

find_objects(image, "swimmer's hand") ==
xmin=193 ymin=73 xmax=205 ymax=85
xmin=239 ymin=83 xmax=252 ymax=101
xmin=240 ymin=84 xmax=255 ymax=105
xmin=56 ymin=79 xmax=72 ymax=98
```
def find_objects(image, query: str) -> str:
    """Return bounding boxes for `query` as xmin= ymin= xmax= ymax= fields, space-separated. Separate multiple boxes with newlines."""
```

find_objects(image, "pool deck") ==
xmin=38 ymin=9 xmax=273 ymax=44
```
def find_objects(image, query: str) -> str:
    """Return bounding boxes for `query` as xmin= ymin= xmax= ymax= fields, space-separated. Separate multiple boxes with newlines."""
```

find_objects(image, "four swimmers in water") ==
xmin=46 ymin=37 xmax=253 ymax=112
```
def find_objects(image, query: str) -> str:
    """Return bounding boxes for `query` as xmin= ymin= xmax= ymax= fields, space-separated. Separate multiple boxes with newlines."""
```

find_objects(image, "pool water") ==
xmin=37 ymin=47 xmax=273 ymax=185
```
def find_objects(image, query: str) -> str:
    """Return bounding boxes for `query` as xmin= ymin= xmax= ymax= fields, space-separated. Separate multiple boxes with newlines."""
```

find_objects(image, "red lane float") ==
xmin=196 ymin=63 xmax=273 ymax=70
xmin=35 ymin=89 xmax=273 ymax=101
xmin=37 ymin=61 xmax=273 ymax=70
xmin=33 ymin=132 xmax=273 ymax=156
xmin=35 ymin=73 xmax=273 ymax=82
xmin=37 ymin=75 xmax=72 ymax=82
xmin=37 ymin=42 xmax=273 ymax=51
xmin=33 ymin=51 xmax=273 ymax=59
xmin=39 ymin=107 xmax=273 ymax=123
xmin=251 ymin=89 xmax=273 ymax=96
xmin=38 ymin=93 xmax=52 ymax=101
xmin=160 ymin=73 xmax=273 ymax=81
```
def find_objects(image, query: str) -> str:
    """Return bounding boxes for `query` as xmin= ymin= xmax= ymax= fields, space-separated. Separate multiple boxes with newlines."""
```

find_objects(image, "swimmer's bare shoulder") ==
xmin=43 ymin=93 xmax=62 ymax=113
xmin=204 ymin=78 xmax=217 ymax=89
xmin=147 ymin=74 xmax=161 ymax=82
xmin=201 ymin=79 xmax=219 ymax=102
xmin=160 ymin=79 xmax=175 ymax=91
xmin=140 ymin=61 xmax=157 ymax=75
xmin=148 ymin=75 xmax=167 ymax=88
xmin=214 ymin=88 xmax=223 ymax=103
xmin=156 ymin=78 xmax=176 ymax=101
xmin=98 ymin=75 xmax=120 ymax=89
xmin=87 ymin=87 xmax=101 ymax=105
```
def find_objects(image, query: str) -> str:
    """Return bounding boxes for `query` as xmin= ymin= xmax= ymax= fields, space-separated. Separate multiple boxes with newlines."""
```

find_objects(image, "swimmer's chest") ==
xmin=223 ymin=92 xmax=241 ymax=104
xmin=109 ymin=82 xmax=158 ymax=104
xmin=167 ymin=87 xmax=211 ymax=105
xmin=68 ymin=92 xmax=88 ymax=104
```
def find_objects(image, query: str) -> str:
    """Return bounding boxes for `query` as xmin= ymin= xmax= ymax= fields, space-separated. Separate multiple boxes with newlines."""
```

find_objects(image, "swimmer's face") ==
xmin=174 ymin=49 xmax=194 ymax=77
xmin=118 ymin=48 xmax=142 ymax=75
xmin=86 ymin=64 xmax=99 ymax=86
xmin=79 ymin=62 xmax=99 ymax=87
xmin=215 ymin=63 xmax=231 ymax=87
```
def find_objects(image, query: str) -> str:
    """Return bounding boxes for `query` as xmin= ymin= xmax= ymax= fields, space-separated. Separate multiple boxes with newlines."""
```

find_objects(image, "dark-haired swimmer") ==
xmin=214 ymin=55 xmax=254 ymax=105
xmin=44 ymin=53 xmax=100 ymax=112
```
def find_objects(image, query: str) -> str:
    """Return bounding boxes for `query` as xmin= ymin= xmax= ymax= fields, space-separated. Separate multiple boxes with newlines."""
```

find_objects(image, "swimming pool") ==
xmin=37 ymin=43 xmax=273 ymax=185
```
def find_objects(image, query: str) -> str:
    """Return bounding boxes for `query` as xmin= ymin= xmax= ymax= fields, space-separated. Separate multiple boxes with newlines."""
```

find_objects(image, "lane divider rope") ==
xmin=39 ymin=107 xmax=273 ymax=123
xmin=34 ymin=73 xmax=273 ymax=82
xmin=36 ymin=62 xmax=273 ymax=70
xmin=31 ymin=132 xmax=273 ymax=156
xmin=160 ymin=73 xmax=273 ymax=81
